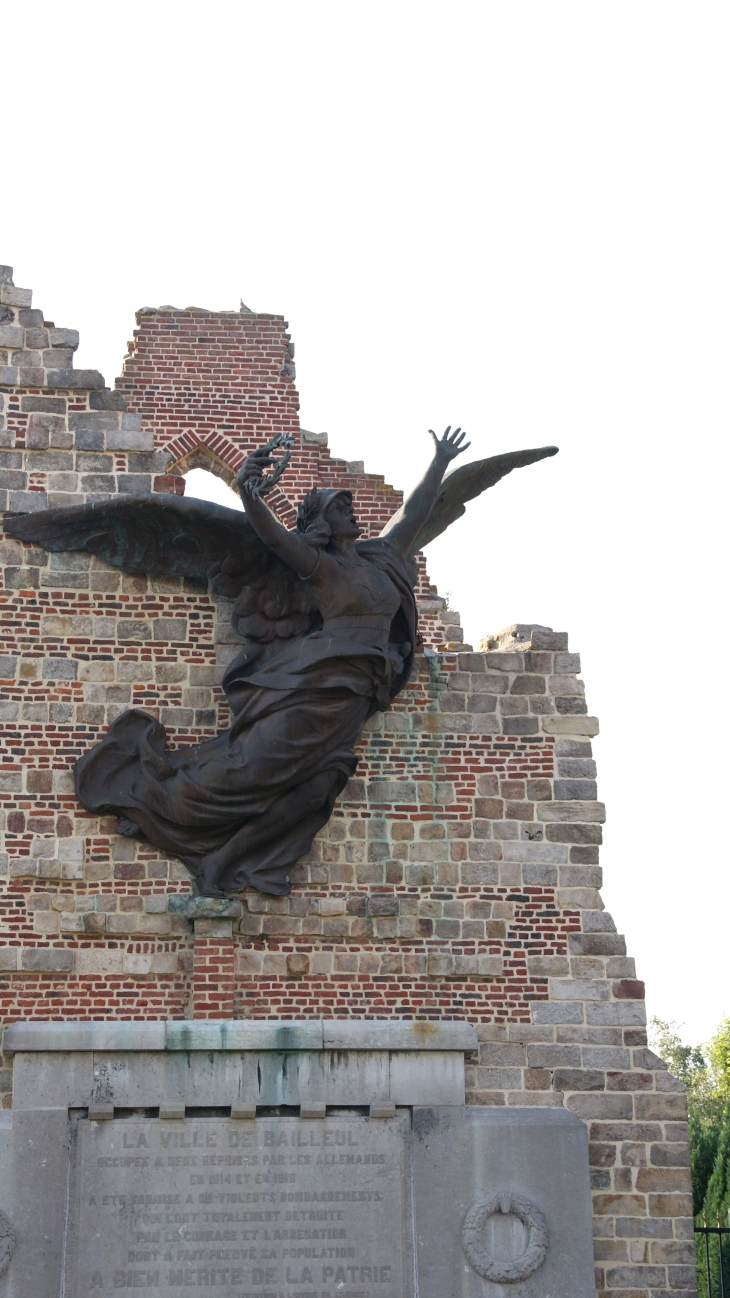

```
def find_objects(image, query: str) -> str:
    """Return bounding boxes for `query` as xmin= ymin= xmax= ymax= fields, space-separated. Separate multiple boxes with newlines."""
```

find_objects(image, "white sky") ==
xmin=4 ymin=1 xmax=728 ymax=1047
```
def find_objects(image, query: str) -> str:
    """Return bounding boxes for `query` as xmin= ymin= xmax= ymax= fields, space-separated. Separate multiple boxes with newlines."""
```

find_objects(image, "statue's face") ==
xmin=326 ymin=494 xmax=361 ymax=538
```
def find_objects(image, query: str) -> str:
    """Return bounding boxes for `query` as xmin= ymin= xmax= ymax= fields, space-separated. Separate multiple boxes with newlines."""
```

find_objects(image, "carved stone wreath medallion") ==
xmin=462 ymin=1191 xmax=549 ymax=1283
xmin=0 ymin=1209 xmax=15 ymax=1278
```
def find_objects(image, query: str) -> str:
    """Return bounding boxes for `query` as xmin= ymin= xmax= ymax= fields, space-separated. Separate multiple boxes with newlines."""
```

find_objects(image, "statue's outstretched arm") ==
xmin=379 ymin=427 xmax=470 ymax=553
xmin=237 ymin=448 xmax=318 ymax=579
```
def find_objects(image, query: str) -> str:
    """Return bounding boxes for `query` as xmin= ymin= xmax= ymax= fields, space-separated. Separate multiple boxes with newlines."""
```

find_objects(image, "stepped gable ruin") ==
xmin=0 ymin=264 xmax=695 ymax=1296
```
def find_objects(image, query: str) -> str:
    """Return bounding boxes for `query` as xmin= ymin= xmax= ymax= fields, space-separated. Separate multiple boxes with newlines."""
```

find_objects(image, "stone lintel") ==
xmin=3 ymin=1017 xmax=477 ymax=1055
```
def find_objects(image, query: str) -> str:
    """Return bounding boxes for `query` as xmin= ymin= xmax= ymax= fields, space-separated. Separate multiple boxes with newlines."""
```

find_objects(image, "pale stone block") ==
xmin=478 ymin=955 xmax=504 ymax=976
xmin=59 ymin=912 xmax=84 ymax=933
xmin=502 ymin=841 xmax=567 ymax=863
xmin=309 ymin=952 xmax=333 ymax=975
xmin=507 ymin=1024 xmax=555 ymax=1042
xmin=528 ymin=956 xmax=570 ymax=977
xmin=88 ymin=1103 xmax=114 ymax=1121
xmin=41 ymin=613 xmax=116 ymax=638
xmin=105 ymin=427 xmax=154 ymax=450
xmin=541 ymin=715 xmax=600 ymax=736
xmin=319 ymin=897 xmax=346 ymax=915
xmin=427 ymin=952 xmax=454 ymax=975
xmin=142 ymin=894 xmax=169 ymax=913
xmin=9 ymin=489 xmax=48 ymax=512
xmin=31 ymin=836 xmax=57 ymax=858
xmin=135 ymin=913 xmax=173 ymax=935
xmin=49 ymin=328 xmax=80 ymax=349
xmin=549 ymin=674 xmax=585 ymax=695
xmin=498 ymin=862 xmax=522 ymax=885
xmin=57 ymin=837 xmax=84 ymax=862
xmin=581 ymin=909 xmax=617 ymax=931
xmin=123 ymin=952 xmax=153 ymax=975
xmin=8 ymin=857 xmax=37 ymax=879
xmin=75 ymin=949 xmax=124 ymax=975
xmin=152 ymin=952 xmax=179 ymax=975
xmin=549 ymin=977 xmax=611 ymax=1001
xmin=368 ymin=778 xmax=418 ymax=804
xmin=0 ymin=325 xmax=23 ymax=347
xmin=537 ymin=800 xmax=606 ymax=823
xmin=0 ymin=284 xmax=32 ymax=306
xmin=557 ymin=887 xmax=604 ymax=910
xmin=261 ymin=951 xmax=287 ymax=974
xmin=159 ymin=1101 xmax=186 ymax=1119
xmin=587 ymin=1001 xmax=647 ymax=1026
xmin=506 ymin=1090 xmax=565 ymax=1107
xmin=230 ymin=1101 xmax=256 ymax=1118
xmin=20 ymin=948 xmax=73 ymax=972
xmin=106 ymin=914 xmax=141 ymax=935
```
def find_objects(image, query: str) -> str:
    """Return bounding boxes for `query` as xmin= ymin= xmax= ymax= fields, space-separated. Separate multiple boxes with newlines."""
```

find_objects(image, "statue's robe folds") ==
xmin=74 ymin=539 xmax=417 ymax=895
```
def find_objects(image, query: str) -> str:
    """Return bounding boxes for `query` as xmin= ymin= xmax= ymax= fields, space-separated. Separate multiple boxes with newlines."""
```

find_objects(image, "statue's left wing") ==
xmin=408 ymin=445 xmax=559 ymax=553
xmin=4 ymin=493 xmax=320 ymax=649
xmin=4 ymin=493 xmax=261 ymax=585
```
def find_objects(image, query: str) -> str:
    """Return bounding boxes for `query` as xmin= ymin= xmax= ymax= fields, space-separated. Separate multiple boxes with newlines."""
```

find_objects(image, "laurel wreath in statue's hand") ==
xmin=237 ymin=434 xmax=297 ymax=499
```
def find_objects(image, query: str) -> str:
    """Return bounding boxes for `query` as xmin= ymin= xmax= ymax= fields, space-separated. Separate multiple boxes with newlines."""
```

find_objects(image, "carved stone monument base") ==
xmin=0 ymin=1020 xmax=595 ymax=1296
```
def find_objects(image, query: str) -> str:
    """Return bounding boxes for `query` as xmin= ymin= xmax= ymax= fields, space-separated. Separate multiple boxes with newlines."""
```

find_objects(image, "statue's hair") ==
xmin=296 ymin=489 xmax=352 ymax=550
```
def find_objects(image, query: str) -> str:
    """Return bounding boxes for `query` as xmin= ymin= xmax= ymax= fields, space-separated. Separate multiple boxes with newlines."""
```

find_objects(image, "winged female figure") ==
xmin=5 ymin=429 xmax=557 ymax=896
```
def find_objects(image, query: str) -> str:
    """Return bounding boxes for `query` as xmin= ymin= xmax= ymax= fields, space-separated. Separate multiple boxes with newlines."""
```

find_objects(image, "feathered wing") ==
xmin=408 ymin=445 xmax=559 ymax=552
xmin=4 ymin=493 xmax=254 ymax=583
xmin=4 ymin=494 xmax=317 ymax=645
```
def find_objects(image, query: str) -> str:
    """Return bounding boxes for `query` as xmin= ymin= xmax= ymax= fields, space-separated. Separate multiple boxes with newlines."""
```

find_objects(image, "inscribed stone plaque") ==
xmin=64 ymin=1113 xmax=413 ymax=1297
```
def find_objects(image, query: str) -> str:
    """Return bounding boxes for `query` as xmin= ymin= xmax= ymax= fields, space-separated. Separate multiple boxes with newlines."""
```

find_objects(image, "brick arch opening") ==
xmin=174 ymin=452 xmax=298 ymax=528
xmin=168 ymin=442 xmax=238 ymax=487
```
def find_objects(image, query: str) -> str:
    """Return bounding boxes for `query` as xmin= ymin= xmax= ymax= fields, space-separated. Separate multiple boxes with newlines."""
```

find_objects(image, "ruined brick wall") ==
xmin=0 ymin=267 xmax=694 ymax=1296
xmin=116 ymin=302 xmax=460 ymax=648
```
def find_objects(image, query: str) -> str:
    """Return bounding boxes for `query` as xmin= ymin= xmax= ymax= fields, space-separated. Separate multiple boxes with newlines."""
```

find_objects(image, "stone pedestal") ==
xmin=0 ymin=1019 xmax=595 ymax=1297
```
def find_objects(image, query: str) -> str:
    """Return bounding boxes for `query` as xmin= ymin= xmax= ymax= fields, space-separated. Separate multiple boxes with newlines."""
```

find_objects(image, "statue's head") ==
xmin=296 ymin=489 xmax=361 ymax=547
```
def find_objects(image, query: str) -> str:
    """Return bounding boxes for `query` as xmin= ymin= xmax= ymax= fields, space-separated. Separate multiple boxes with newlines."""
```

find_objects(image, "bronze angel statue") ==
xmin=5 ymin=429 xmax=557 ymax=897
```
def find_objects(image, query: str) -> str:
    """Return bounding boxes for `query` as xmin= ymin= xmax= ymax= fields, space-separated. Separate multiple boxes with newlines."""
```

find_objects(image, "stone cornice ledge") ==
xmin=3 ymin=1018 xmax=477 ymax=1054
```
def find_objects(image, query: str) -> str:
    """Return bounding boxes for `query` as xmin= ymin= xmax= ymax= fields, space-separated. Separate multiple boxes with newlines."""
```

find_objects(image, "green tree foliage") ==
xmin=697 ymin=1101 xmax=730 ymax=1298
xmin=651 ymin=1017 xmax=730 ymax=1297
xmin=700 ymin=1021 xmax=730 ymax=1295
xmin=703 ymin=1018 xmax=730 ymax=1222
xmin=650 ymin=1018 xmax=724 ymax=1214
xmin=703 ymin=1099 xmax=730 ymax=1223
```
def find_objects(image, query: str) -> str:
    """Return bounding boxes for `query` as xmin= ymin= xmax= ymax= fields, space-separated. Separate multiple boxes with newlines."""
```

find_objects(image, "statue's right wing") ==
xmin=407 ymin=445 xmax=559 ymax=552
xmin=4 ymin=493 xmax=318 ymax=644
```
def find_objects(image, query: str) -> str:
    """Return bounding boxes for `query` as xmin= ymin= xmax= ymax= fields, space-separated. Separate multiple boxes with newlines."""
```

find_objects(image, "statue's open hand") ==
xmin=429 ymin=426 xmax=471 ymax=465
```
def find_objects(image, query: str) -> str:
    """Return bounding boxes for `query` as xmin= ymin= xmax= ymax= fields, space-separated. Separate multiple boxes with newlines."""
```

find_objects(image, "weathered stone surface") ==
xmin=2 ymin=1090 xmax=605 ymax=1298
xmin=49 ymin=328 xmax=80 ymax=350
xmin=63 ymin=1113 xmax=413 ymax=1297
xmin=413 ymin=1107 xmax=595 ymax=1297
xmin=46 ymin=368 xmax=105 ymax=389
xmin=0 ymin=285 xmax=32 ymax=307
xmin=105 ymin=425 xmax=155 ymax=450
xmin=8 ymin=1107 xmax=68 ymax=1295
